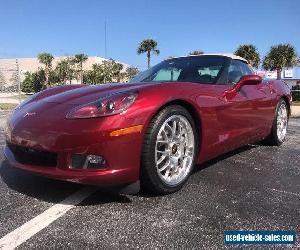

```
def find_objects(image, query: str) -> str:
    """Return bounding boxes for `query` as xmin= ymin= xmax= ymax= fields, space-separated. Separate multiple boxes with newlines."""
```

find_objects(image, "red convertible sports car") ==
xmin=4 ymin=54 xmax=291 ymax=194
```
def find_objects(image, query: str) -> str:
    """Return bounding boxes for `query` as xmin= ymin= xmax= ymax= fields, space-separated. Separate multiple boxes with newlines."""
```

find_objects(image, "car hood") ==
xmin=37 ymin=83 xmax=154 ymax=105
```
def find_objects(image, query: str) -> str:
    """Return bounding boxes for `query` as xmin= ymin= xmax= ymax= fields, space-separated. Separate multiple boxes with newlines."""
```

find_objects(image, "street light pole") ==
xmin=104 ymin=19 xmax=107 ymax=58
xmin=16 ymin=59 xmax=21 ymax=103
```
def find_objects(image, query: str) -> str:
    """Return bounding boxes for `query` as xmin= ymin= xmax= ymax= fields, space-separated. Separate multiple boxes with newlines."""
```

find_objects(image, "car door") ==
xmin=235 ymin=60 xmax=274 ymax=138
xmin=195 ymin=59 xmax=259 ymax=161
xmin=212 ymin=60 xmax=263 ymax=152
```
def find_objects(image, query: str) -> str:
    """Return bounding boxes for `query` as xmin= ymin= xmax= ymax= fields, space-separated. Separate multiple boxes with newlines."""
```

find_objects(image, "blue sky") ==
xmin=0 ymin=0 xmax=299 ymax=69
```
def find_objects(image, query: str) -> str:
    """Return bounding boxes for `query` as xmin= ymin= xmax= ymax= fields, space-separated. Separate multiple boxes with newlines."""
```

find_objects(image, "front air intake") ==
xmin=7 ymin=142 xmax=58 ymax=167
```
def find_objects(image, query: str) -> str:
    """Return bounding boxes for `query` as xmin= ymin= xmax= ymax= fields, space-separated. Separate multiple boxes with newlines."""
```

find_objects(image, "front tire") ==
xmin=141 ymin=105 xmax=197 ymax=194
xmin=266 ymin=99 xmax=288 ymax=146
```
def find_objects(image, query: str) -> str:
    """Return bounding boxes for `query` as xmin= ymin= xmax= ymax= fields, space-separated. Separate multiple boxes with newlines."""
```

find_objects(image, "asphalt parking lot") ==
xmin=0 ymin=111 xmax=299 ymax=249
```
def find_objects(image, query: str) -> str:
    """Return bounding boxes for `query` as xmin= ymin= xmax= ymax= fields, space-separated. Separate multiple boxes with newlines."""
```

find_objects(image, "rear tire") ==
xmin=141 ymin=105 xmax=197 ymax=194
xmin=265 ymin=99 xmax=288 ymax=146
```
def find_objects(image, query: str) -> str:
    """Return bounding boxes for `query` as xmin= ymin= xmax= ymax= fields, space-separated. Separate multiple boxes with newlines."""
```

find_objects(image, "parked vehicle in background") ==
xmin=292 ymin=85 xmax=300 ymax=102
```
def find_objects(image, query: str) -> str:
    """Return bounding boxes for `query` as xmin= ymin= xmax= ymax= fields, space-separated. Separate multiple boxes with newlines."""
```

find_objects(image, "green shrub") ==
xmin=21 ymin=70 xmax=45 ymax=93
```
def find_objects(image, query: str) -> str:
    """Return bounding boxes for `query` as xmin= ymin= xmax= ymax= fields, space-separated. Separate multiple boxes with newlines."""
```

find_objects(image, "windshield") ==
xmin=130 ymin=56 xmax=226 ymax=84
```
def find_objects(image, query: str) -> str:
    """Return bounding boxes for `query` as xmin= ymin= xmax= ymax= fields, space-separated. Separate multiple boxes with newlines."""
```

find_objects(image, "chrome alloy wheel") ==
xmin=277 ymin=103 xmax=288 ymax=142
xmin=155 ymin=115 xmax=195 ymax=186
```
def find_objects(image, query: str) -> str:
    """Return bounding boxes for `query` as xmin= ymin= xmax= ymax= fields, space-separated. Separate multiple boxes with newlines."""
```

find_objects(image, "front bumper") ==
xmin=4 ymin=112 xmax=144 ymax=186
xmin=4 ymin=144 xmax=138 ymax=186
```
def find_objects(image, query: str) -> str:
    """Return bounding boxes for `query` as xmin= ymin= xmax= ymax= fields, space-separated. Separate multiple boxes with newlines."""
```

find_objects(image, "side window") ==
xmin=238 ymin=61 xmax=254 ymax=75
xmin=227 ymin=60 xmax=253 ymax=85
xmin=228 ymin=60 xmax=243 ymax=84
xmin=153 ymin=68 xmax=181 ymax=81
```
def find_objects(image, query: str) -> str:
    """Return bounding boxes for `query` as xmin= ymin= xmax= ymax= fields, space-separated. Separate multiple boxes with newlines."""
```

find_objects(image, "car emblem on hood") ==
xmin=24 ymin=112 xmax=36 ymax=117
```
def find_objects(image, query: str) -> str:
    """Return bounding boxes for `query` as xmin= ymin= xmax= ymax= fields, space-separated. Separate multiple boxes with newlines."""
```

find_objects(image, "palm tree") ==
xmin=137 ymin=39 xmax=160 ymax=68
xmin=37 ymin=53 xmax=54 ymax=87
xmin=73 ymin=54 xmax=88 ymax=84
xmin=234 ymin=44 xmax=260 ymax=68
xmin=55 ymin=57 xmax=75 ymax=84
xmin=263 ymin=44 xmax=299 ymax=80
xmin=189 ymin=50 xmax=204 ymax=56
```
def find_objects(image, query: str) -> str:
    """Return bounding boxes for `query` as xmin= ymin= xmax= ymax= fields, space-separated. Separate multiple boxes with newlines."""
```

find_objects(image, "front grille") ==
xmin=7 ymin=143 xmax=57 ymax=167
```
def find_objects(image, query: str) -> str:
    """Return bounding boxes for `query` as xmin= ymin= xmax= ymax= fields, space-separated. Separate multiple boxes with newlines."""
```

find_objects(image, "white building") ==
xmin=0 ymin=56 xmax=129 ymax=89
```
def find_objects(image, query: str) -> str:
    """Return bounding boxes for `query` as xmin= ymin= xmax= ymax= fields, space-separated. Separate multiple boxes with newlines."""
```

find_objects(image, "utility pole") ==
xmin=16 ymin=59 xmax=21 ymax=103
xmin=104 ymin=19 xmax=107 ymax=58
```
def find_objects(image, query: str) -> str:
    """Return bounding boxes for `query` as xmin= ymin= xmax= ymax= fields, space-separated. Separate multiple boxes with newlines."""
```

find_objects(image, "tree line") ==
xmin=234 ymin=44 xmax=299 ymax=80
xmin=22 ymin=39 xmax=299 ymax=93
xmin=137 ymin=39 xmax=299 ymax=80
xmin=22 ymin=53 xmax=139 ymax=93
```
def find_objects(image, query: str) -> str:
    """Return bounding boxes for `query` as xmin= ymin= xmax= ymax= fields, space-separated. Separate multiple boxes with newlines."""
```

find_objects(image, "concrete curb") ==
xmin=291 ymin=106 xmax=300 ymax=118
xmin=0 ymin=111 xmax=10 ymax=129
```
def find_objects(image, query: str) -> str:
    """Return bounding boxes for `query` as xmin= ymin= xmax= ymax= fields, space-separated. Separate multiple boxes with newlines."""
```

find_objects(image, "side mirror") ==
xmin=237 ymin=75 xmax=262 ymax=89
xmin=224 ymin=75 xmax=262 ymax=99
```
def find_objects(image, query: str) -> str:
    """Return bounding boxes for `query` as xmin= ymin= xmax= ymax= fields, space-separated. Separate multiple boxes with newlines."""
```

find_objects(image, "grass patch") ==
xmin=0 ymin=103 xmax=18 ymax=110
xmin=1 ymin=94 xmax=31 ymax=100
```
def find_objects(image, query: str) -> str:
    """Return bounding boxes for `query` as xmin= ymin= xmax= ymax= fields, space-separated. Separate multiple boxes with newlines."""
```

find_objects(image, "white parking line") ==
xmin=0 ymin=187 xmax=97 ymax=250
xmin=268 ymin=188 xmax=300 ymax=197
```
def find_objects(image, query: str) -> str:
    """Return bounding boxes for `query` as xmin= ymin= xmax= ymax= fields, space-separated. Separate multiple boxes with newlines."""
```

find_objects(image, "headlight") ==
xmin=66 ymin=91 xmax=138 ymax=119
